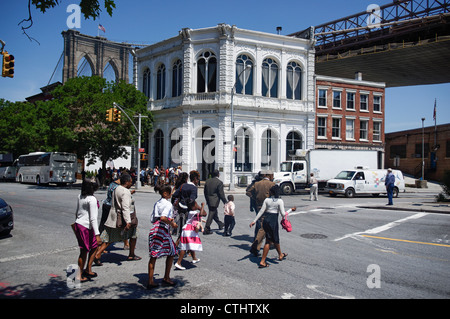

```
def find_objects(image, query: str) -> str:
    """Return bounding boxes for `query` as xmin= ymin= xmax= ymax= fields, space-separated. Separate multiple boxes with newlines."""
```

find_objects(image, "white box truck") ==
xmin=273 ymin=149 xmax=379 ymax=195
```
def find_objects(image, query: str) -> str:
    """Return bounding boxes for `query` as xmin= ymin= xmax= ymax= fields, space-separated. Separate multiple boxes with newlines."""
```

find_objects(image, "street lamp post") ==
xmin=113 ymin=102 xmax=148 ymax=190
xmin=422 ymin=117 xmax=425 ymax=181
xmin=229 ymin=64 xmax=251 ymax=191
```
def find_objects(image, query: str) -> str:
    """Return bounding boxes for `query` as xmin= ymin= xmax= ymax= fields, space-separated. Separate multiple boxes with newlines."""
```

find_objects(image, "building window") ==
xmin=197 ymin=51 xmax=217 ymax=93
xmin=374 ymin=96 xmax=381 ymax=112
xmin=262 ymin=58 xmax=279 ymax=98
xmin=143 ymin=68 xmax=151 ymax=98
xmin=172 ymin=59 xmax=183 ymax=97
xmin=156 ymin=64 xmax=166 ymax=100
xmin=317 ymin=117 xmax=327 ymax=138
xmin=360 ymin=94 xmax=368 ymax=111
xmin=360 ymin=120 xmax=368 ymax=140
xmin=332 ymin=118 xmax=341 ymax=138
xmin=333 ymin=91 xmax=341 ymax=108
xmin=261 ymin=129 xmax=278 ymax=171
xmin=347 ymin=92 xmax=355 ymax=110
xmin=286 ymin=61 xmax=302 ymax=100
xmin=373 ymin=121 xmax=382 ymax=141
xmin=346 ymin=119 xmax=355 ymax=140
xmin=286 ymin=131 xmax=303 ymax=158
xmin=236 ymin=54 xmax=253 ymax=95
xmin=318 ymin=89 xmax=327 ymax=107
xmin=415 ymin=143 xmax=429 ymax=158
xmin=154 ymin=129 xmax=164 ymax=167
xmin=390 ymin=144 xmax=406 ymax=159
xmin=235 ymin=127 xmax=253 ymax=172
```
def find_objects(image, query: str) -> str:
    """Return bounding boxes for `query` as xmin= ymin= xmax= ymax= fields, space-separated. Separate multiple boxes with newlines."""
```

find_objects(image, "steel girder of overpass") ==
xmin=291 ymin=0 xmax=450 ymax=87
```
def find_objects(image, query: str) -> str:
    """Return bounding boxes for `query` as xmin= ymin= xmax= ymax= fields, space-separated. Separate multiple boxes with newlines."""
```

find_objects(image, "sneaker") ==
xmin=174 ymin=263 xmax=186 ymax=270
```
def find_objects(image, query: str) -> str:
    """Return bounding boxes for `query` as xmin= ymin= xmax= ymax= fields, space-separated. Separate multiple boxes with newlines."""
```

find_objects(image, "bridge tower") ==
xmin=61 ymin=29 xmax=133 ymax=83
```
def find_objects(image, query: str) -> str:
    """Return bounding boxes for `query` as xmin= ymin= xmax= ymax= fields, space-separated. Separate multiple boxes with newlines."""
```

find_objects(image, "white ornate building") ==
xmin=136 ymin=24 xmax=316 ymax=184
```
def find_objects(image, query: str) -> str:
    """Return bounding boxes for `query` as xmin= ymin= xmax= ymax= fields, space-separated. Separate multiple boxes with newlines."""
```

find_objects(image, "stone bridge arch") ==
xmin=62 ymin=29 xmax=133 ymax=83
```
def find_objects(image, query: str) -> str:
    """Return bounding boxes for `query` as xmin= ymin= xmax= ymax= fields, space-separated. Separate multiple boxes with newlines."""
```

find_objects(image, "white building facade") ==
xmin=136 ymin=24 xmax=316 ymax=184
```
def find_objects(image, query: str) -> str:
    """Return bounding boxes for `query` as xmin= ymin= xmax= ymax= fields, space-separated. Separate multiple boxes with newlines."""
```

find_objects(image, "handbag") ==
xmin=281 ymin=213 xmax=292 ymax=232
xmin=117 ymin=211 xmax=138 ymax=228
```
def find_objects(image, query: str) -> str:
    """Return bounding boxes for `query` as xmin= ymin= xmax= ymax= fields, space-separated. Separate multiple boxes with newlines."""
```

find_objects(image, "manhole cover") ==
xmin=300 ymin=233 xmax=328 ymax=239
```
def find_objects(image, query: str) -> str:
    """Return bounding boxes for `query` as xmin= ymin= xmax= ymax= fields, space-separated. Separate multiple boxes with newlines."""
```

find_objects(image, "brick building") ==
xmin=385 ymin=123 xmax=450 ymax=182
xmin=315 ymin=74 xmax=386 ymax=167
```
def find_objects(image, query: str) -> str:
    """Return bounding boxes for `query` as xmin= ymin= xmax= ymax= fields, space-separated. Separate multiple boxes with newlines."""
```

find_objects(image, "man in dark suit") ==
xmin=203 ymin=170 xmax=228 ymax=235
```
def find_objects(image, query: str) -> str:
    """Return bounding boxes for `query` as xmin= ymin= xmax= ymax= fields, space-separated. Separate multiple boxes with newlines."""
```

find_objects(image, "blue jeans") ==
xmin=387 ymin=184 xmax=394 ymax=205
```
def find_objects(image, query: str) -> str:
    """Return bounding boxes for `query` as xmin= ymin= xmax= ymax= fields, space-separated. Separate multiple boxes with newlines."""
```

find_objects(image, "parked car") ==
xmin=0 ymin=198 xmax=14 ymax=236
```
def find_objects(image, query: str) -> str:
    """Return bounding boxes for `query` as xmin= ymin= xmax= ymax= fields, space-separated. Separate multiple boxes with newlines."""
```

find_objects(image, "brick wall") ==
xmin=385 ymin=123 xmax=450 ymax=182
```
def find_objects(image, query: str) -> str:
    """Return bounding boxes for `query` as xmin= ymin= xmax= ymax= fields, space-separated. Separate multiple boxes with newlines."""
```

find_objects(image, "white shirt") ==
xmin=252 ymin=197 xmax=292 ymax=224
xmin=151 ymin=198 xmax=174 ymax=223
xmin=75 ymin=194 xmax=100 ymax=235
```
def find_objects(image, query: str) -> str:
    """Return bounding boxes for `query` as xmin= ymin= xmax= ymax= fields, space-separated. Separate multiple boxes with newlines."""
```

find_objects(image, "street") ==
xmin=0 ymin=182 xmax=449 ymax=301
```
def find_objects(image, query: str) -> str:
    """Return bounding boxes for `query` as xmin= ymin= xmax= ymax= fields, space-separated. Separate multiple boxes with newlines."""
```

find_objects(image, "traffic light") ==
xmin=113 ymin=108 xmax=122 ymax=122
xmin=2 ymin=51 xmax=14 ymax=78
xmin=106 ymin=108 xmax=113 ymax=122
xmin=140 ymin=153 xmax=148 ymax=161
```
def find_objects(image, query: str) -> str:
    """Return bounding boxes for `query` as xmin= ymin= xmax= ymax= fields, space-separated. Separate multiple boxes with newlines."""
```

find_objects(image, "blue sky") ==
xmin=0 ymin=0 xmax=448 ymax=133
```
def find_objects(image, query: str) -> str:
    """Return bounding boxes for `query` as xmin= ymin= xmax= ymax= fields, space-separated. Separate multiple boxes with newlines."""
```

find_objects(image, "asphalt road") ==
xmin=0 ymin=182 xmax=449 ymax=303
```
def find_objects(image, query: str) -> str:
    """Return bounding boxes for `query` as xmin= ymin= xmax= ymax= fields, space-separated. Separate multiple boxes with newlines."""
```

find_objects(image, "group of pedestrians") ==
xmin=71 ymin=168 xmax=235 ymax=289
xmin=74 ymin=167 xmax=396 ymax=288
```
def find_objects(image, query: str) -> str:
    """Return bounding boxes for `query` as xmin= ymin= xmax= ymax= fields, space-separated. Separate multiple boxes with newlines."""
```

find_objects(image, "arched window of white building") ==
xmin=286 ymin=61 xmax=302 ymax=100
xmin=143 ymin=68 xmax=151 ymax=99
xmin=197 ymin=51 xmax=217 ymax=93
xmin=286 ymin=131 xmax=303 ymax=159
xmin=157 ymin=64 xmax=166 ymax=100
xmin=262 ymin=58 xmax=279 ymax=98
xmin=172 ymin=59 xmax=183 ymax=97
xmin=235 ymin=127 xmax=253 ymax=172
xmin=235 ymin=54 xmax=253 ymax=95
xmin=154 ymin=129 xmax=164 ymax=167
xmin=261 ymin=129 xmax=279 ymax=171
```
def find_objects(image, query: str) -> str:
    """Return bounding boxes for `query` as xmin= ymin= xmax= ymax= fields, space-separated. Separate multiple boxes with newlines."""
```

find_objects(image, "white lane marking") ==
xmin=307 ymin=285 xmax=355 ymax=299
xmin=0 ymin=246 xmax=78 ymax=263
xmin=334 ymin=212 xmax=428 ymax=242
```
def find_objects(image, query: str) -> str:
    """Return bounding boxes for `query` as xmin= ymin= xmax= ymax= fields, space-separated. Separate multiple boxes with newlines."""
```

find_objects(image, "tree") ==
xmin=49 ymin=76 xmax=152 ymax=184
xmin=0 ymin=77 xmax=152 ymax=185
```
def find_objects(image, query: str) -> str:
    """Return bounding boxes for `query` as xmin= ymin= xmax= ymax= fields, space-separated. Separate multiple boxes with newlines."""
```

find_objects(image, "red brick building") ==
xmin=385 ymin=123 xmax=450 ymax=182
xmin=315 ymin=74 xmax=386 ymax=166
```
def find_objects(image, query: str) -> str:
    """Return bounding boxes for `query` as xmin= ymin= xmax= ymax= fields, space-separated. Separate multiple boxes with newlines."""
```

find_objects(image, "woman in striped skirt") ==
xmin=147 ymin=184 xmax=178 ymax=289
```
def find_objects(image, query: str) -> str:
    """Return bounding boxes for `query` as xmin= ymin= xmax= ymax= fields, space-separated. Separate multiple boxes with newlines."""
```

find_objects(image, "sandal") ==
xmin=93 ymin=258 xmax=103 ymax=266
xmin=127 ymin=255 xmax=142 ymax=261
xmin=278 ymin=253 xmax=288 ymax=261
xmin=258 ymin=263 xmax=269 ymax=268
xmin=82 ymin=271 xmax=97 ymax=278
xmin=162 ymin=279 xmax=177 ymax=286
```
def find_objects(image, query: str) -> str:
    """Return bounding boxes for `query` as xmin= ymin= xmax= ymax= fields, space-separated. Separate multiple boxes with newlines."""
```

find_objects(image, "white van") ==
xmin=326 ymin=168 xmax=405 ymax=198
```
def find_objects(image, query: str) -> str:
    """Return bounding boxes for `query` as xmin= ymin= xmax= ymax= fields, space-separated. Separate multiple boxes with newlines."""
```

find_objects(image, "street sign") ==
xmin=139 ymin=148 xmax=145 ymax=153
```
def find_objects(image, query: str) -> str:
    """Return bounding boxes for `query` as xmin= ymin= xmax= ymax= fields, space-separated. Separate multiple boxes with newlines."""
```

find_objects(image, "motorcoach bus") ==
xmin=16 ymin=152 xmax=77 ymax=185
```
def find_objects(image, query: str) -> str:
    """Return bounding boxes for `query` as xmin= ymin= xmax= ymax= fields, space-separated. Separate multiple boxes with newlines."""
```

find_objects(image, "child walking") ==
xmin=223 ymin=195 xmax=235 ymax=236
xmin=147 ymin=184 xmax=178 ymax=289
xmin=175 ymin=200 xmax=207 ymax=270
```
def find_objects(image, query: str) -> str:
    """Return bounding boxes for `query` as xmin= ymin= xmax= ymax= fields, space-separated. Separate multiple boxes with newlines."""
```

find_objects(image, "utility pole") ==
xmin=113 ymin=102 xmax=148 ymax=190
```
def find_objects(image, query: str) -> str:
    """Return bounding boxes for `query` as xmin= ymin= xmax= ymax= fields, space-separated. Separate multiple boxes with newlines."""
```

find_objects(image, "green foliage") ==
xmin=0 ymin=77 xmax=152 ymax=176
xmin=31 ymin=0 xmax=116 ymax=19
